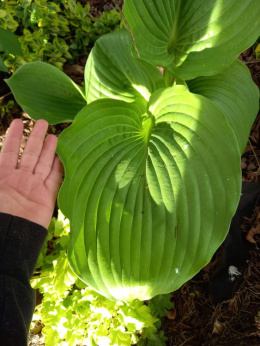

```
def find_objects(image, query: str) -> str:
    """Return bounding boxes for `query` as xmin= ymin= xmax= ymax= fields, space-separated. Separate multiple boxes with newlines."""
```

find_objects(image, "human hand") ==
xmin=0 ymin=119 xmax=63 ymax=228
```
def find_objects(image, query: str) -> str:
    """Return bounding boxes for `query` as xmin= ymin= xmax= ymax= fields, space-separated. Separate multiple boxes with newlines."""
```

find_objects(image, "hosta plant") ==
xmin=6 ymin=0 xmax=260 ymax=302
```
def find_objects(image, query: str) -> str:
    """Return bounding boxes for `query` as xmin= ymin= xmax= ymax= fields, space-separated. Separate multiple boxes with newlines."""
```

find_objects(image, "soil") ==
xmin=0 ymin=1 xmax=259 ymax=345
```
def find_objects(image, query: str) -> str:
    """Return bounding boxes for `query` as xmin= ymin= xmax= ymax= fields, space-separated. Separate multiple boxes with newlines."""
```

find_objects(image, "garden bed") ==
xmin=0 ymin=1 xmax=259 ymax=345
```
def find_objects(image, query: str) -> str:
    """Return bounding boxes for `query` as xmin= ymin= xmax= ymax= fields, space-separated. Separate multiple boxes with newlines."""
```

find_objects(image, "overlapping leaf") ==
xmin=84 ymin=29 xmax=165 ymax=103
xmin=58 ymin=85 xmax=241 ymax=302
xmin=188 ymin=60 xmax=259 ymax=153
xmin=6 ymin=62 xmax=86 ymax=124
xmin=0 ymin=57 xmax=7 ymax=72
xmin=0 ymin=28 xmax=23 ymax=56
xmin=123 ymin=0 xmax=260 ymax=79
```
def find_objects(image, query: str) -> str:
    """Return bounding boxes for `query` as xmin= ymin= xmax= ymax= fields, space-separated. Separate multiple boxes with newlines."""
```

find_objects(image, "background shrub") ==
xmin=0 ymin=0 xmax=121 ymax=70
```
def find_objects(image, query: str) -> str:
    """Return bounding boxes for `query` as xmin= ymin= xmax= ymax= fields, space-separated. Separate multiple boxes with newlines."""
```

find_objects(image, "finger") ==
xmin=34 ymin=134 xmax=58 ymax=180
xmin=19 ymin=119 xmax=49 ymax=172
xmin=0 ymin=119 xmax=24 ymax=168
xmin=45 ymin=155 xmax=64 ymax=198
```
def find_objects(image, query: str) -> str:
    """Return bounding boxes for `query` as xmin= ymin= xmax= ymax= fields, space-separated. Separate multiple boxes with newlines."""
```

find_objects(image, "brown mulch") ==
xmin=240 ymin=48 xmax=260 ymax=183
xmin=163 ymin=213 xmax=260 ymax=345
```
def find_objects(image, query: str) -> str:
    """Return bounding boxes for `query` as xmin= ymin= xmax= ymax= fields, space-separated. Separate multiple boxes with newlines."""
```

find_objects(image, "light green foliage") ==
xmin=0 ymin=0 xmax=121 ymax=70
xmin=31 ymin=211 xmax=170 ymax=345
xmin=7 ymin=0 xmax=260 ymax=302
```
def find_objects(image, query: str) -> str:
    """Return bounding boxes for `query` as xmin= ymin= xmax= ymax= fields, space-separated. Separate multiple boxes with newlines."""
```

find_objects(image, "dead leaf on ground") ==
xmin=167 ymin=309 xmax=177 ymax=320
xmin=212 ymin=320 xmax=224 ymax=334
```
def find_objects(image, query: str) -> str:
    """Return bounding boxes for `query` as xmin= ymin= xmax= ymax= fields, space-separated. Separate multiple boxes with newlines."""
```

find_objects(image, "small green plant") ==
xmin=7 ymin=0 xmax=260 ymax=303
xmin=31 ymin=210 xmax=171 ymax=345
xmin=255 ymin=311 xmax=260 ymax=323
xmin=255 ymin=38 xmax=260 ymax=59
xmin=0 ymin=99 xmax=14 ymax=118
xmin=0 ymin=0 xmax=121 ymax=70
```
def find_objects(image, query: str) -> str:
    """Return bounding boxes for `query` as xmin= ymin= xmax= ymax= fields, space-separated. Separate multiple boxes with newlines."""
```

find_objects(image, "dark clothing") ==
xmin=0 ymin=213 xmax=47 ymax=345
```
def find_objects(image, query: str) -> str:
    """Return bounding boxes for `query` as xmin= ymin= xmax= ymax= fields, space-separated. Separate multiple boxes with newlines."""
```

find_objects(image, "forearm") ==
xmin=0 ymin=213 xmax=47 ymax=345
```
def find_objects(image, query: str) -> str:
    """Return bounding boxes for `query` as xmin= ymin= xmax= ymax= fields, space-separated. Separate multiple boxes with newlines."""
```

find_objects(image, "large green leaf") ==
xmin=57 ymin=85 xmax=241 ymax=302
xmin=0 ymin=56 xmax=8 ymax=72
xmin=84 ymin=29 xmax=165 ymax=103
xmin=188 ymin=60 xmax=259 ymax=153
xmin=123 ymin=0 xmax=260 ymax=79
xmin=5 ymin=62 xmax=86 ymax=124
xmin=0 ymin=28 xmax=23 ymax=56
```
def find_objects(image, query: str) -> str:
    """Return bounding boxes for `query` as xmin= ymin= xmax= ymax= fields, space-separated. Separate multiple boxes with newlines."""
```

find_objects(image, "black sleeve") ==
xmin=0 ymin=213 xmax=47 ymax=346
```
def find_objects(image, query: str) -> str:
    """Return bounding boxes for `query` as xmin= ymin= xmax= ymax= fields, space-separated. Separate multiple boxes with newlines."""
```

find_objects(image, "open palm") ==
xmin=0 ymin=119 xmax=63 ymax=228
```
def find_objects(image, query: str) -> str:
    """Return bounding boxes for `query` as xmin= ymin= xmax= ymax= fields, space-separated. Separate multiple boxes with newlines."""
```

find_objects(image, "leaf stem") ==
xmin=167 ymin=0 xmax=182 ymax=54
xmin=112 ymin=0 xmax=140 ymax=58
xmin=164 ymin=68 xmax=174 ymax=87
xmin=173 ymin=78 xmax=187 ymax=87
